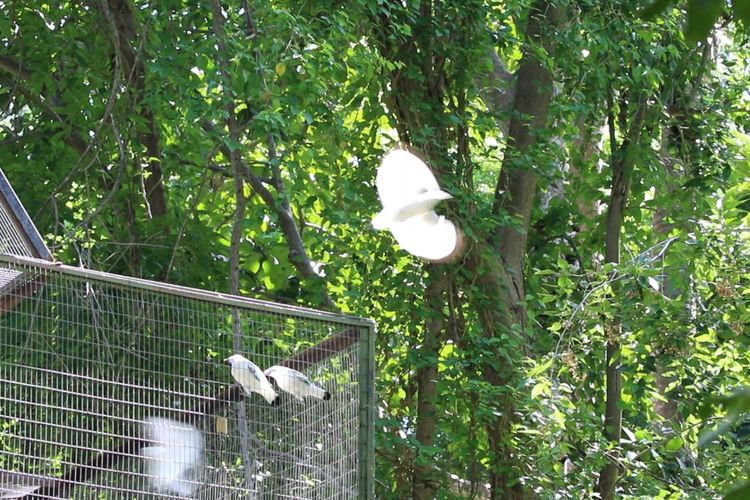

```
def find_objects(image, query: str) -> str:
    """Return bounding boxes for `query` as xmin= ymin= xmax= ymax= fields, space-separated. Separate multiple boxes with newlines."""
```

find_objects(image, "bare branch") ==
xmin=99 ymin=0 xmax=168 ymax=218
xmin=0 ymin=54 xmax=31 ymax=80
xmin=476 ymin=47 xmax=515 ymax=137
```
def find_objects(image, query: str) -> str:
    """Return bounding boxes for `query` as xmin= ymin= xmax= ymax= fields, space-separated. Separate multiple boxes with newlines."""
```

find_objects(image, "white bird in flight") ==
xmin=141 ymin=417 xmax=203 ymax=497
xmin=264 ymin=365 xmax=331 ymax=401
xmin=225 ymin=353 xmax=278 ymax=405
xmin=372 ymin=149 xmax=461 ymax=262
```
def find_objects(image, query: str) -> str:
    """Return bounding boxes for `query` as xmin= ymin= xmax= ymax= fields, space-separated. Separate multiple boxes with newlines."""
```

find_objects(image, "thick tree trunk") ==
xmin=376 ymin=0 xmax=560 ymax=494
xmin=469 ymin=254 xmax=525 ymax=499
xmin=481 ymin=1 xmax=561 ymax=496
xmin=375 ymin=8 xmax=455 ymax=493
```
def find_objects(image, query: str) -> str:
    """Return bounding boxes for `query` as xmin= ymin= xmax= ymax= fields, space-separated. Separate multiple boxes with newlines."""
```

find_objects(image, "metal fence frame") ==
xmin=0 ymin=253 xmax=376 ymax=499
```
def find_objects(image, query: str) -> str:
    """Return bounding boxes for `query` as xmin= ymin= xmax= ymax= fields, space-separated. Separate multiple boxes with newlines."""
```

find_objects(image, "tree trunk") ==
xmin=598 ymin=93 xmax=648 ymax=499
xmin=105 ymin=0 xmax=168 ymax=218
xmin=481 ymin=1 xmax=562 ymax=496
xmin=199 ymin=1 xmax=334 ymax=310
xmin=412 ymin=267 xmax=448 ymax=499
xmin=373 ymin=6 xmax=455 ymax=493
xmin=652 ymin=129 xmax=680 ymax=423
xmin=374 ymin=0 xmax=560 ymax=494
xmin=209 ymin=0 xmax=256 ymax=489
xmin=569 ymin=114 xmax=604 ymax=232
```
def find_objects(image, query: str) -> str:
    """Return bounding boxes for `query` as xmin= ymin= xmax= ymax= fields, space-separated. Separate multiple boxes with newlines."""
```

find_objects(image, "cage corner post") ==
xmin=357 ymin=322 xmax=376 ymax=499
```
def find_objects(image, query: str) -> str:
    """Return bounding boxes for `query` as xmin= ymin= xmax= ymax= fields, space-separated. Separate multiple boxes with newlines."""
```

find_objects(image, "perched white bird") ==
xmin=264 ymin=365 xmax=331 ymax=401
xmin=141 ymin=417 xmax=203 ymax=497
xmin=225 ymin=354 xmax=278 ymax=405
xmin=372 ymin=149 xmax=461 ymax=262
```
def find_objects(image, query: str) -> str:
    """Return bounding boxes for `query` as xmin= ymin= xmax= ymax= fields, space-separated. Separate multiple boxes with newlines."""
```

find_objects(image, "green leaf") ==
xmin=531 ymin=382 xmax=549 ymax=399
xmin=736 ymin=194 xmax=750 ymax=215
xmin=529 ymin=357 xmax=554 ymax=377
xmin=641 ymin=0 xmax=675 ymax=20
xmin=665 ymin=436 xmax=684 ymax=452
xmin=732 ymin=0 xmax=750 ymax=23
xmin=686 ymin=0 xmax=725 ymax=42
xmin=248 ymin=259 xmax=261 ymax=274
xmin=725 ymin=480 xmax=750 ymax=500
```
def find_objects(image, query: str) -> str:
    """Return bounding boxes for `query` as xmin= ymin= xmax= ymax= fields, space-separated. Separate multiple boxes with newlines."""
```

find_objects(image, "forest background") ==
xmin=1 ymin=0 xmax=750 ymax=498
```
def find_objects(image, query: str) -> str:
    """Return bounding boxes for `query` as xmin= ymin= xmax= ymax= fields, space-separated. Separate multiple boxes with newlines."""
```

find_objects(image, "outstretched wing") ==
xmin=141 ymin=418 xmax=203 ymax=497
xmin=376 ymin=150 xmax=441 ymax=209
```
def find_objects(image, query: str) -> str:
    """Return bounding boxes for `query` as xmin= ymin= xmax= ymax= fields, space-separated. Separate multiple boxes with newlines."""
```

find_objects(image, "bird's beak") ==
xmin=223 ymin=357 xmax=231 ymax=363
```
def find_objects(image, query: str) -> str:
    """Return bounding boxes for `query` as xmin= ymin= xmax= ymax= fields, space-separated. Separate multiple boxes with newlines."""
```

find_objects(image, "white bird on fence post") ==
xmin=225 ymin=353 xmax=278 ymax=405
xmin=141 ymin=417 xmax=204 ymax=497
xmin=372 ymin=149 xmax=463 ymax=262
xmin=264 ymin=365 xmax=331 ymax=401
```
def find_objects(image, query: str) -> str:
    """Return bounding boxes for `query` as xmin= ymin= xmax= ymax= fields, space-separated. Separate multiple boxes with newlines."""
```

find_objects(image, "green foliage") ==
xmin=2 ymin=0 xmax=750 ymax=497
xmin=643 ymin=0 xmax=750 ymax=41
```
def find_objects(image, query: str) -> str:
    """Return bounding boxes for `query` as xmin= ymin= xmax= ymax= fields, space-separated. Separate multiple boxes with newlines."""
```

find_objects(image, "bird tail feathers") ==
xmin=307 ymin=384 xmax=329 ymax=400
xmin=261 ymin=387 xmax=278 ymax=405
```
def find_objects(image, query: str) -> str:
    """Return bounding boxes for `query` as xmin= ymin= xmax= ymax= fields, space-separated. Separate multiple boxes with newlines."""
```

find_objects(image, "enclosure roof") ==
xmin=0 ymin=253 xmax=375 ymax=328
xmin=0 ymin=169 xmax=52 ymax=260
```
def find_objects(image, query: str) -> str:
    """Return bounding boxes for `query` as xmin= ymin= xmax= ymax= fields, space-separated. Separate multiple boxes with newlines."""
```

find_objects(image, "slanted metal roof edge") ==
xmin=0 ymin=168 xmax=52 ymax=260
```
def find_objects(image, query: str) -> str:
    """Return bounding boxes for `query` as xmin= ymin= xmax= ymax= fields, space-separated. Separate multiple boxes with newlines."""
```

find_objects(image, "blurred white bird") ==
xmin=264 ymin=365 xmax=331 ymax=401
xmin=141 ymin=417 xmax=203 ymax=497
xmin=225 ymin=354 xmax=278 ymax=405
xmin=372 ymin=149 xmax=460 ymax=262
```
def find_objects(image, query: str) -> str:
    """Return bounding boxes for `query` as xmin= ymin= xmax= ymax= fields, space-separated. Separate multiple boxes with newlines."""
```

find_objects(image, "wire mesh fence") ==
xmin=0 ymin=254 xmax=375 ymax=499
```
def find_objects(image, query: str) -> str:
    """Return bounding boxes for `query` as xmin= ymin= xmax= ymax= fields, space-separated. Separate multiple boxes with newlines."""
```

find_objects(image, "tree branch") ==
xmin=0 ymin=74 xmax=88 ymax=156
xmin=476 ymin=47 xmax=516 ymax=138
xmin=599 ymin=92 xmax=649 ymax=499
xmin=100 ymin=0 xmax=168 ymax=218
xmin=197 ymin=88 xmax=333 ymax=309
xmin=0 ymin=54 xmax=31 ymax=80
xmin=209 ymin=1 xmax=257 ymax=490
